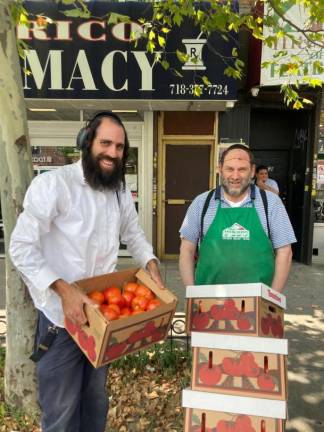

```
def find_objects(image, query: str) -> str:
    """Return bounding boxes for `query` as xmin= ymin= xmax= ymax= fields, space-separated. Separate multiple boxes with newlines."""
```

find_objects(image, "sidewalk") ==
xmin=1 ymin=257 xmax=324 ymax=430
xmin=107 ymin=258 xmax=324 ymax=432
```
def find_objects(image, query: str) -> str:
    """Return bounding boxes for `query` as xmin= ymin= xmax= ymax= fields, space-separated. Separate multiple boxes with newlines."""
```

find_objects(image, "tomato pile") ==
xmin=87 ymin=282 xmax=161 ymax=321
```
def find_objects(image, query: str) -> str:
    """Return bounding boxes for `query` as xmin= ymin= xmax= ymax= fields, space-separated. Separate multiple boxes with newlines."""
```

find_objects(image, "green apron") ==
xmin=195 ymin=198 xmax=275 ymax=286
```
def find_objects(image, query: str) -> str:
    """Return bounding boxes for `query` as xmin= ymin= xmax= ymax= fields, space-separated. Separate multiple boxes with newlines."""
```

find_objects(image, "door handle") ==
xmin=165 ymin=199 xmax=191 ymax=205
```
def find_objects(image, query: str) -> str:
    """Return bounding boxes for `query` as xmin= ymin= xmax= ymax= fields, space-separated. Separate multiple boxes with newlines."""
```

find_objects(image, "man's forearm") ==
xmin=179 ymin=242 xmax=196 ymax=287
xmin=271 ymin=245 xmax=293 ymax=292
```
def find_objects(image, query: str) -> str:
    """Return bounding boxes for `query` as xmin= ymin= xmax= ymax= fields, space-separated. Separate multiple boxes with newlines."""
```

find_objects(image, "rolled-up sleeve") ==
xmin=9 ymin=174 xmax=61 ymax=303
xmin=179 ymin=193 xmax=207 ymax=245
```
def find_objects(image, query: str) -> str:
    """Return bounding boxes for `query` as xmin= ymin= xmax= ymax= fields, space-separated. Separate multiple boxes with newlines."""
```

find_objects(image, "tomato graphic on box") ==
xmin=186 ymin=283 xmax=286 ymax=338
xmin=191 ymin=333 xmax=288 ymax=400
xmin=182 ymin=390 xmax=286 ymax=432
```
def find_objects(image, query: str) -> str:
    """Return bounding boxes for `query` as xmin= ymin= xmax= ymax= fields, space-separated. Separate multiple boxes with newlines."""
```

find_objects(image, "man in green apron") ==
xmin=179 ymin=144 xmax=296 ymax=291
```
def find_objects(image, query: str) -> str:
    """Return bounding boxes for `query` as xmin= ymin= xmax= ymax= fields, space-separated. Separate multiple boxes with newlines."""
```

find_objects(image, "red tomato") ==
xmin=108 ymin=293 xmax=125 ymax=308
xmin=131 ymin=295 xmax=149 ymax=311
xmin=122 ymin=291 xmax=135 ymax=307
xmin=107 ymin=303 xmax=120 ymax=315
xmin=87 ymin=290 xmax=105 ymax=305
xmin=124 ymin=282 xmax=138 ymax=294
xmin=119 ymin=307 xmax=132 ymax=318
xmin=100 ymin=304 xmax=119 ymax=321
xmin=135 ymin=284 xmax=155 ymax=300
xmin=103 ymin=286 xmax=121 ymax=303
xmin=146 ymin=299 xmax=161 ymax=311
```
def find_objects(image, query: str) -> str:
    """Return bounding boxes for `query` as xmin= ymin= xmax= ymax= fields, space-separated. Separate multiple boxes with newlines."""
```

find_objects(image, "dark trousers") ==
xmin=35 ymin=312 xmax=109 ymax=432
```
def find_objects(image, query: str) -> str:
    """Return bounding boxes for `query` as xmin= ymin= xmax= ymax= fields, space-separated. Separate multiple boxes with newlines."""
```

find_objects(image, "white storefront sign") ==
xmin=261 ymin=3 xmax=324 ymax=86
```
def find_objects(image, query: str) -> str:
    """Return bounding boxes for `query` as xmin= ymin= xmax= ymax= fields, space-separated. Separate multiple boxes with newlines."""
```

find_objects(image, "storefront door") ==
xmin=160 ymin=141 xmax=213 ymax=258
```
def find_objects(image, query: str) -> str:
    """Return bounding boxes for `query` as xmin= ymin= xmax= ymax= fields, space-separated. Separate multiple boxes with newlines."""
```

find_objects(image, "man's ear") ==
xmin=251 ymin=164 xmax=256 ymax=178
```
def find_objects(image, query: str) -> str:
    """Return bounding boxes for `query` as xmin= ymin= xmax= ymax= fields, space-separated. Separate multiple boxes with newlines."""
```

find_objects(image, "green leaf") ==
xmin=232 ymin=47 xmax=238 ymax=57
xmin=161 ymin=60 xmax=170 ymax=70
xmin=174 ymin=13 xmax=183 ymax=26
xmin=293 ymin=100 xmax=303 ymax=110
xmin=161 ymin=27 xmax=171 ymax=34
xmin=197 ymin=10 xmax=204 ymax=21
xmin=62 ymin=9 xmax=90 ymax=18
xmin=19 ymin=11 xmax=29 ymax=25
xmin=194 ymin=85 xmax=202 ymax=97
xmin=176 ymin=50 xmax=189 ymax=63
xmin=202 ymin=75 xmax=211 ymax=86
xmin=147 ymin=40 xmax=155 ymax=53
xmin=107 ymin=12 xmax=130 ymax=25
xmin=158 ymin=35 xmax=166 ymax=48
xmin=302 ymin=98 xmax=313 ymax=105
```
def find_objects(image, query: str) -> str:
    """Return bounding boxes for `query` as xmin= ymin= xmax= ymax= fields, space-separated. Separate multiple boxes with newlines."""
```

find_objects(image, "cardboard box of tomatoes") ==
xmin=186 ymin=283 xmax=286 ymax=338
xmin=190 ymin=332 xmax=288 ymax=400
xmin=182 ymin=389 xmax=286 ymax=432
xmin=64 ymin=267 xmax=178 ymax=367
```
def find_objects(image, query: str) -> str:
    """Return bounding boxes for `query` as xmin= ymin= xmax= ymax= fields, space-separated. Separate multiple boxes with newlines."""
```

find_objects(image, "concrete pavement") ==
xmin=1 ymin=257 xmax=324 ymax=431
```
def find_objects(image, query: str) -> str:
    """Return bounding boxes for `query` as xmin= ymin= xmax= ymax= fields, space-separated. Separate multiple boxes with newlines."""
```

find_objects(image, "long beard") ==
xmin=222 ymin=176 xmax=251 ymax=197
xmin=82 ymin=151 xmax=124 ymax=191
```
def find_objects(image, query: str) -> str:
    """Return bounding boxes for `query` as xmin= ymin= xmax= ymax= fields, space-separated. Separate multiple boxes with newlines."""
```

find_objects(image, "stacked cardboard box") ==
xmin=183 ymin=283 xmax=287 ymax=431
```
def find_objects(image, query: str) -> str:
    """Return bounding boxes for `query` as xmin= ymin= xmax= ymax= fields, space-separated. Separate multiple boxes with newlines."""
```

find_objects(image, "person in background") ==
xmin=255 ymin=164 xmax=279 ymax=195
xmin=179 ymin=144 xmax=296 ymax=292
xmin=9 ymin=111 xmax=164 ymax=432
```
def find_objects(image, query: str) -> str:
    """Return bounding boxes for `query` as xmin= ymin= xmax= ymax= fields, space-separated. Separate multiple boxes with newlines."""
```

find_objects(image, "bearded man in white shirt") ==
xmin=9 ymin=111 xmax=163 ymax=432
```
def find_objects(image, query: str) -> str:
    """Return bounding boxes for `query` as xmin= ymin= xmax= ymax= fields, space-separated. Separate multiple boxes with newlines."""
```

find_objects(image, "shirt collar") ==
xmin=219 ymin=186 xmax=253 ymax=205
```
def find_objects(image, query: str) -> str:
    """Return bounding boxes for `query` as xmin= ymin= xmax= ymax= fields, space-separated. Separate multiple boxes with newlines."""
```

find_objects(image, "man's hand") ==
xmin=51 ymin=279 xmax=97 ymax=326
xmin=256 ymin=179 xmax=266 ymax=190
xmin=257 ymin=180 xmax=279 ymax=195
xmin=146 ymin=259 xmax=165 ymax=289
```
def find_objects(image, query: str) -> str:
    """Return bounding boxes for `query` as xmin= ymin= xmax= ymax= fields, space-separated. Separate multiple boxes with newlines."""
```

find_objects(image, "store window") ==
xmin=33 ymin=145 xmax=80 ymax=175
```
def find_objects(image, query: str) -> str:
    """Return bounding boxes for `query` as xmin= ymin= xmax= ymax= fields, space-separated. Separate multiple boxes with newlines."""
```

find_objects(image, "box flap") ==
xmin=191 ymin=332 xmax=288 ymax=354
xmin=186 ymin=283 xmax=286 ymax=309
xmin=182 ymin=389 xmax=287 ymax=419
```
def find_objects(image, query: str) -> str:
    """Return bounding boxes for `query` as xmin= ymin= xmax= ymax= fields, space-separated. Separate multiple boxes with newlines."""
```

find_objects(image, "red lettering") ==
xmin=268 ymin=289 xmax=281 ymax=303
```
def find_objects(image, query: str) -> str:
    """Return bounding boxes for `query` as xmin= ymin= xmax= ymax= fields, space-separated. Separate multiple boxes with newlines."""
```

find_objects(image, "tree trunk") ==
xmin=0 ymin=1 xmax=38 ymax=415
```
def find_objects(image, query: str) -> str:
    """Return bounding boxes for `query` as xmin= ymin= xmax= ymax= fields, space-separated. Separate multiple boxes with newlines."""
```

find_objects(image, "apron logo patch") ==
xmin=222 ymin=223 xmax=250 ymax=241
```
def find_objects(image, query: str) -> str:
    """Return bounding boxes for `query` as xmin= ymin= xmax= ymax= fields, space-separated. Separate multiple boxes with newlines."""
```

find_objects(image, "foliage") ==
xmin=9 ymin=0 xmax=323 ymax=108
xmin=107 ymin=339 xmax=191 ymax=431
xmin=142 ymin=0 xmax=323 ymax=108
xmin=0 ymin=340 xmax=191 ymax=431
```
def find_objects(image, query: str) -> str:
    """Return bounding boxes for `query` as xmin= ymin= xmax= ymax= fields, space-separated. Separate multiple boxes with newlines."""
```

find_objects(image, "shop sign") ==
xmin=32 ymin=155 xmax=52 ymax=164
xmin=318 ymin=160 xmax=324 ymax=186
xmin=260 ymin=3 xmax=324 ymax=86
xmin=20 ymin=1 xmax=237 ymax=100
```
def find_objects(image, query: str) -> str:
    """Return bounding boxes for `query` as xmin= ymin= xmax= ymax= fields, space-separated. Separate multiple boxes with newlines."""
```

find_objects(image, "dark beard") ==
xmin=82 ymin=151 xmax=124 ymax=191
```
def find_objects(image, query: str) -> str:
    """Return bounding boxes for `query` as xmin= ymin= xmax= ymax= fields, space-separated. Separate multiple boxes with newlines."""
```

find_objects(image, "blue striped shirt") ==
xmin=179 ymin=187 xmax=296 ymax=250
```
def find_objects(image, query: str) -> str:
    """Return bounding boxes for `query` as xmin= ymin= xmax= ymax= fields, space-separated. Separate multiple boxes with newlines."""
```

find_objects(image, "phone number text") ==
xmin=169 ymin=84 xmax=229 ymax=96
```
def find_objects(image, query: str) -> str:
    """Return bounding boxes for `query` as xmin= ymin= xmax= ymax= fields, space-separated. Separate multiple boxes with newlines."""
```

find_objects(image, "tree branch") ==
xmin=267 ymin=0 xmax=324 ymax=49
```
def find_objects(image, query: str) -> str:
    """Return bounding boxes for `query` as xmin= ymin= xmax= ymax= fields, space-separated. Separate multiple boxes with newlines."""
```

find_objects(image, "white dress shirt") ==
xmin=9 ymin=160 xmax=156 ymax=327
